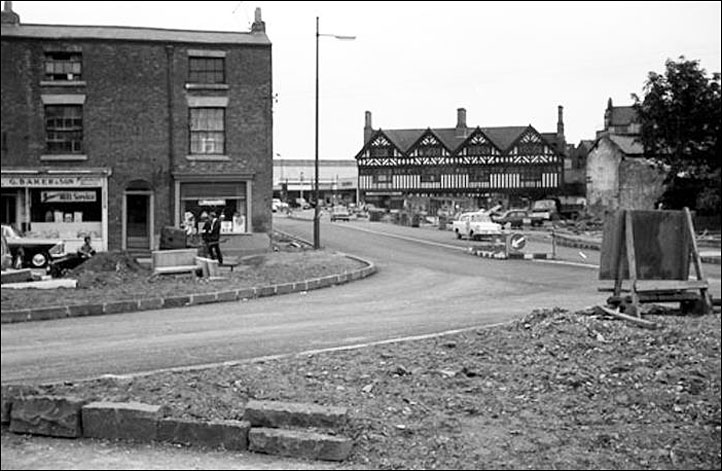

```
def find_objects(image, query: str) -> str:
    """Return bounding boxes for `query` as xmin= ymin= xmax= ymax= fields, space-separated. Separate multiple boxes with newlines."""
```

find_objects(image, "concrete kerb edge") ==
xmin=1 ymin=252 xmax=377 ymax=324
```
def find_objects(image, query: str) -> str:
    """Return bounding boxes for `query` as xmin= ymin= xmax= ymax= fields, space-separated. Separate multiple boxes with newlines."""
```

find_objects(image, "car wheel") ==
xmin=31 ymin=252 xmax=49 ymax=268
xmin=455 ymin=230 xmax=461 ymax=239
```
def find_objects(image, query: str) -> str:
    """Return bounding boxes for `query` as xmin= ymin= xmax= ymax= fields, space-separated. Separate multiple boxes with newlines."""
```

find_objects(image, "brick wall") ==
xmin=2 ymin=35 xmax=272 ymax=248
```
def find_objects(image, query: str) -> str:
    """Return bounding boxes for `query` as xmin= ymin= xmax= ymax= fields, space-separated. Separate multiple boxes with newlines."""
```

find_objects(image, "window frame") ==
xmin=189 ymin=107 xmax=226 ymax=155
xmin=45 ymin=105 xmax=83 ymax=154
xmin=44 ymin=51 xmax=83 ymax=81
xmin=188 ymin=56 xmax=225 ymax=84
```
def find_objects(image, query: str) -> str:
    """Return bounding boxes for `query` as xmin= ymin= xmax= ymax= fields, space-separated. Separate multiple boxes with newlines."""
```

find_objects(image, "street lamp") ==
xmin=314 ymin=16 xmax=355 ymax=249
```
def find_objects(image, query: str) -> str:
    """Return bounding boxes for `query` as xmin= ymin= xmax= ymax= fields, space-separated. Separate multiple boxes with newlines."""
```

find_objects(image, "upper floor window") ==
xmin=188 ymin=57 xmax=225 ymax=84
xmin=190 ymin=108 xmax=225 ymax=154
xmin=45 ymin=105 xmax=83 ymax=154
xmin=44 ymin=52 xmax=82 ymax=81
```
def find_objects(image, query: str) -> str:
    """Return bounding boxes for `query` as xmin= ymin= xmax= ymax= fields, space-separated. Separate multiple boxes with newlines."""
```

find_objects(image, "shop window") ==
xmin=44 ymin=52 xmax=82 ymax=81
xmin=180 ymin=182 xmax=247 ymax=235
xmin=45 ymin=105 xmax=83 ymax=154
xmin=188 ymin=57 xmax=225 ymax=84
xmin=189 ymin=108 xmax=225 ymax=154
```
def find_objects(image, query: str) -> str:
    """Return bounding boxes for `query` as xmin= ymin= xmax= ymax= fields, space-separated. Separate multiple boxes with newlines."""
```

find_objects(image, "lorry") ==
xmin=530 ymin=196 xmax=586 ymax=222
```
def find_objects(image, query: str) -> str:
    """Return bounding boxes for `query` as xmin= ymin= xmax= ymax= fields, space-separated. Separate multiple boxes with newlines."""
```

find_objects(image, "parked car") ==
xmin=493 ymin=209 xmax=540 ymax=228
xmin=451 ymin=212 xmax=502 ymax=240
xmin=1 ymin=231 xmax=11 ymax=270
xmin=1 ymin=224 xmax=66 ymax=269
xmin=271 ymin=198 xmax=289 ymax=213
xmin=330 ymin=205 xmax=351 ymax=222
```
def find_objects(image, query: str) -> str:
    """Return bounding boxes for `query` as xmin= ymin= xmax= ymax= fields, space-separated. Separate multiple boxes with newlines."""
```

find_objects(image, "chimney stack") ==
xmin=1 ymin=1 xmax=20 ymax=25
xmin=251 ymin=7 xmax=265 ymax=33
xmin=557 ymin=105 xmax=567 ymax=157
xmin=456 ymin=108 xmax=467 ymax=137
xmin=557 ymin=105 xmax=565 ymax=140
xmin=364 ymin=111 xmax=373 ymax=144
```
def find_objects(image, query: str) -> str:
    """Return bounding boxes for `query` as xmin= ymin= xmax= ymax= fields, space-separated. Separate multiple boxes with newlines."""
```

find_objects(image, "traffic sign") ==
xmin=507 ymin=233 xmax=526 ymax=253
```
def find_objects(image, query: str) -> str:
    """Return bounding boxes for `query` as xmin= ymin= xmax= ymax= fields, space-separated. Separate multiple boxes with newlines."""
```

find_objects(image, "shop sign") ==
xmin=198 ymin=199 xmax=226 ymax=206
xmin=1 ymin=176 xmax=102 ymax=187
xmin=41 ymin=191 xmax=97 ymax=203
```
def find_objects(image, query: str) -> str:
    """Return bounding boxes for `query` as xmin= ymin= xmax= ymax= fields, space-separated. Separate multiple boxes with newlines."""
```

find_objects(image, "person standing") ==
xmin=206 ymin=211 xmax=223 ymax=264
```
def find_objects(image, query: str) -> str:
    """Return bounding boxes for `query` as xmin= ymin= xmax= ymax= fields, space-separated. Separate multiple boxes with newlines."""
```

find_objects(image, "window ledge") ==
xmin=40 ymin=81 xmax=87 ymax=87
xmin=40 ymin=154 xmax=88 ymax=161
xmin=186 ymin=155 xmax=230 ymax=161
xmin=185 ymin=83 xmax=229 ymax=90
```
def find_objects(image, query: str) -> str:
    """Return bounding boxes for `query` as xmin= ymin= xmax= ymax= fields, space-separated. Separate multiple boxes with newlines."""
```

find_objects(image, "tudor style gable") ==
xmin=355 ymin=131 xmax=404 ymax=167
xmin=406 ymin=129 xmax=451 ymax=165
xmin=508 ymin=127 xmax=560 ymax=164
xmin=456 ymin=127 xmax=502 ymax=165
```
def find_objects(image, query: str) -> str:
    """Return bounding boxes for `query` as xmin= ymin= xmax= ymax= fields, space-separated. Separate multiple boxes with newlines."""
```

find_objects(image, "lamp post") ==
xmin=314 ymin=16 xmax=355 ymax=249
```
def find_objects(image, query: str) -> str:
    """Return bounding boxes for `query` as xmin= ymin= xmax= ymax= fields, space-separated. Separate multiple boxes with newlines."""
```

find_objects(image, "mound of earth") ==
xmin=67 ymin=251 xmax=151 ymax=289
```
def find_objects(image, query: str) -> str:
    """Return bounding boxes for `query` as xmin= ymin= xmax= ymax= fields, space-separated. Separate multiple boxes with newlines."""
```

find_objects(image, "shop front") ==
xmin=0 ymin=168 xmax=110 ymax=252
xmin=174 ymin=174 xmax=252 ymax=240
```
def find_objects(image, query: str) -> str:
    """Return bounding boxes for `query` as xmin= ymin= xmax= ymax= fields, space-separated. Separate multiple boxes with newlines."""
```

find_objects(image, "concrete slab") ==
xmin=1 ymin=279 xmax=77 ymax=289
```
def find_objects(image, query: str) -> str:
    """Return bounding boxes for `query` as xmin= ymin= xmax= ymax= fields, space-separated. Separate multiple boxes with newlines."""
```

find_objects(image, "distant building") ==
xmin=273 ymin=159 xmax=357 ymax=206
xmin=1 ymin=2 xmax=273 ymax=254
xmin=586 ymin=98 xmax=665 ymax=215
xmin=355 ymin=107 xmax=566 ymax=213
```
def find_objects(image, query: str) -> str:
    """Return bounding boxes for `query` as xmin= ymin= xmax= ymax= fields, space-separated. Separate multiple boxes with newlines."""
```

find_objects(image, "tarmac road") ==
xmin=4 ymin=216 xmax=611 ymax=385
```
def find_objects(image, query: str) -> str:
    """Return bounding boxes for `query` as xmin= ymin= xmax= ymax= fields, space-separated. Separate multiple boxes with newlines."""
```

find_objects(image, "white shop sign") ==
xmin=41 ymin=191 xmax=97 ymax=203
xmin=1 ymin=176 xmax=103 ymax=187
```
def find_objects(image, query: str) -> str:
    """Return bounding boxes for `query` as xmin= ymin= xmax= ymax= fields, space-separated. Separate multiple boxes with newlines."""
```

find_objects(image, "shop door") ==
xmin=126 ymin=194 xmax=150 ymax=249
xmin=1 ymin=193 xmax=17 ymax=226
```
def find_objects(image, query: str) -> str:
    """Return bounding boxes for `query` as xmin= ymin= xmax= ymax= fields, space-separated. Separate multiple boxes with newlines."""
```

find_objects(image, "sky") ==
xmin=10 ymin=1 xmax=722 ymax=160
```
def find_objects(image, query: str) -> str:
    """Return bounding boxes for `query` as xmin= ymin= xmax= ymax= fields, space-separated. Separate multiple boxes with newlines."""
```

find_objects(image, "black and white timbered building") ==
xmin=355 ymin=107 xmax=567 ymax=211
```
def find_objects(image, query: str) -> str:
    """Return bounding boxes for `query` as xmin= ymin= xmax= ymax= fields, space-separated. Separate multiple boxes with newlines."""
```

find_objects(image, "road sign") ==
xmin=507 ymin=233 xmax=526 ymax=253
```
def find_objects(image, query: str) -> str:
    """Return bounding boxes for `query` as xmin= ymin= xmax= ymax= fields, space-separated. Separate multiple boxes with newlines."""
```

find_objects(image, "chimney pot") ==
xmin=251 ymin=7 xmax=265 ymax=33
xmin=456 ymin=108 xmax=467 ymax=137
xmin=364 ymin=111 xmax=373 ymax=143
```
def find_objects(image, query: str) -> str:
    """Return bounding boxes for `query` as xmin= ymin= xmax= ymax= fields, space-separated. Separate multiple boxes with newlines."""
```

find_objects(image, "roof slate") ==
xmin=1 ymin=23 xmax=270 ymax=45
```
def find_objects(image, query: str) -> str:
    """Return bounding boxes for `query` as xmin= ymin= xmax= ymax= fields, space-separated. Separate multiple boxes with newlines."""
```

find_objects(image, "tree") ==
xmin=632 ymin=56 xmax=721 ymax=215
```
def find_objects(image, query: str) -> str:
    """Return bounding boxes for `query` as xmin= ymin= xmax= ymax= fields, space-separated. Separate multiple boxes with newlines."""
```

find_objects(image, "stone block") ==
xmin=158 ymin=417 xmax=250 ymax=450
xmin=9 ymin=395 xmax=86 ymax=437
xmin=249 ymin=427 xmax=352 ymax=462
xmin=163 ymin=295 xmax=191 ymax=309
xmin=1 ymin=385 xmax=38 ymax=425
xmin=82 ymin=401 xmax=165 ymax=442
xmin=243 ymin=400 xmax=347 ymax=430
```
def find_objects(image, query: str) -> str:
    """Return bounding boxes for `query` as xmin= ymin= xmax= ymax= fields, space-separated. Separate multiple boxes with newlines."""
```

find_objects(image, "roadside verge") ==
xmin=1 ymin=251 xmax=376 ymax=325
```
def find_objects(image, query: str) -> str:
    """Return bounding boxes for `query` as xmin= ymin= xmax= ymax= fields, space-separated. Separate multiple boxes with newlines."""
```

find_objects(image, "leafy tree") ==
xmin=632 ymin=56 xmax=721 ymax=215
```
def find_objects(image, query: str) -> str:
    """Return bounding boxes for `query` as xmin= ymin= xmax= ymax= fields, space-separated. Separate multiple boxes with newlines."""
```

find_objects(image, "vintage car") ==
xmin=330 ymin=205 xmax=351 ymax=222
xmin=1 ymin=224 xmax=66 ymax=269
xmin=493 ymin=209 xmax=541 ymax=228
xmin=451 ymin=212 xmax=502 ymax=241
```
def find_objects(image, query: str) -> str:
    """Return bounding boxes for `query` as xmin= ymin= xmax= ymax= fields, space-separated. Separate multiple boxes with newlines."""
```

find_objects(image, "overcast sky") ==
xmin=12 ymin=1 xmax=722 ymax=159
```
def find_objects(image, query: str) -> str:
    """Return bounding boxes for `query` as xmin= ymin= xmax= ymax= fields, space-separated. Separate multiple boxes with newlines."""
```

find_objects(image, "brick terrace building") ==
xmin=1 ymin=2 xmax=272 ymax=254
xmin=355 ymin=107 xmax=566 ymax=213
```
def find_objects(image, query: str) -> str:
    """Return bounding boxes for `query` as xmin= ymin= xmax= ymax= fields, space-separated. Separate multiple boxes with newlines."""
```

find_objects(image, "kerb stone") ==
xmin=82 ymin=401 xmax=165 ymax=442
xmin=243 ymin=400 xmax=347 ymax=430
xmin=249 ymin=427 xmax=352 ymax=462
xmin=158 ymin=417 xmax=250 ymax=450
xmin=9 ymin=395 xmax=87 ymax=438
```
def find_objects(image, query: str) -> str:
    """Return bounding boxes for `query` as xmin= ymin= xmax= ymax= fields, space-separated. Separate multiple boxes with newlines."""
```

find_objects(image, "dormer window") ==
xmin=45 ymin=52 xmax=82 ymax=81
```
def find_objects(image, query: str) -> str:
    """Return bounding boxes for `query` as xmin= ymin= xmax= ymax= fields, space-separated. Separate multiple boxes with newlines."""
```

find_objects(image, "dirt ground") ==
xmin=10 ymin=307 xmax=720 ymax=470
xmin=1 ymin=236 xmax=364 ymax=312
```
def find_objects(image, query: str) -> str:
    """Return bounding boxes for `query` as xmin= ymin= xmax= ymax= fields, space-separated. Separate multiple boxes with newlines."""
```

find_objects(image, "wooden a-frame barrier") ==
xmin=598 ymin=208 xmax=712 ymax=316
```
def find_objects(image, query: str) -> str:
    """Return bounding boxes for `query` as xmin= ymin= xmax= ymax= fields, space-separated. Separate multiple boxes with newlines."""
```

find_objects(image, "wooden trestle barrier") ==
xmin=598 ymin=208 xmax=712 ymax=317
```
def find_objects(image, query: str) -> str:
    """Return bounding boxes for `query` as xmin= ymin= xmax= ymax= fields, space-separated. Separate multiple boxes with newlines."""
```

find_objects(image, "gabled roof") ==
xmin=609 ymin=106 xmax=637 ymax=126
xmin=481 ymin=127 xmax=529 ymax=152
xmin=592 ymin=134 xmax=644 ymax=156
xmin=362 ymin=124 xmax=560 ymax=156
